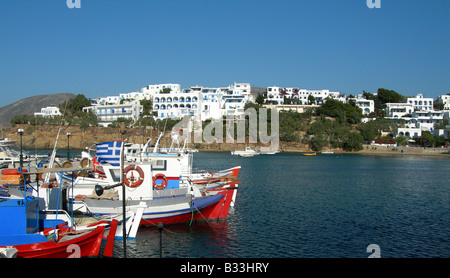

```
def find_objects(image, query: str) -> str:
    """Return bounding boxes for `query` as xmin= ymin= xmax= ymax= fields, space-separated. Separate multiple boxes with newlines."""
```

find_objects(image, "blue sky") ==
xmin=0 ymin=0 xmax=449 ymax=106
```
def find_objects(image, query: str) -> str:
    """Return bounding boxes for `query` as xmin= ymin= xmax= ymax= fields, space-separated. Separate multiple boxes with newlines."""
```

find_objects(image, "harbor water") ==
xmin=114 ymin=152 xmax=450 ymax=258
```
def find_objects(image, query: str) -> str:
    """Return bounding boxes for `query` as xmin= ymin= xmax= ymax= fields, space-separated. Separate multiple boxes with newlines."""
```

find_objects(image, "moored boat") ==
xmin=231 ymin=147 xmax=260 ymax=157
xmin=80 ymin=139 xmax=241 ymax=205
xmin=56 ymin=162 xmax=237 ymax=226
xmin=0 ymin=195 xmax=118 ymax=258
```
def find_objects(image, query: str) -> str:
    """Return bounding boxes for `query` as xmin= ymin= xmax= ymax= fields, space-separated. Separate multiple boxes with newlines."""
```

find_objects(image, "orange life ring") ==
xmin=123 ymin=165 xmax=144 ymax=188
xmin=153 ymin=173 xmax=167 ymax=190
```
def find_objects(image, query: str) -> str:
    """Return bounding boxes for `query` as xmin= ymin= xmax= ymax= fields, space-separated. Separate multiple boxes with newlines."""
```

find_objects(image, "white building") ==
xmin=389 ymin=110 xmax=446 ymax=134
xmin=385 ymin=103 xmax=414 ymax=118
xmin=107 ymin=84 xmax=183 ymax=104
xmin=83 ymin=100 xmax=143 ymax=127
xmin=405 ymin=94 xmax=434 ymax=111
xmin=351 ymin=94 xmax=375 ymax=115
xmin=34 ymin=106 xmax=62 ymax=117
xmin=91 ymin=96 xmax=121 ymax=105
xmin=437 ymin=94 xmax=450 ymax=110
xmin=152 ymin=82 xmax=252 ymax=121
xmin=410 ymin=110 xmax=445 ymax=132
xmin=355 ymin=99 xmax=375 ymax=115
xmin=393 ymin=127 xmax=422 ymax=138
xmin=119 ymin=91 xmax=141 ymax=102
xmin=220 ymin=82 xmax=252 ymax=118
xmin=265 ymin=87 xmax=344 ymax=105
xmin=141 ymin=84 xmax=181 ymax=97
xmin=153 ymin=89 xmax=201 ymax=120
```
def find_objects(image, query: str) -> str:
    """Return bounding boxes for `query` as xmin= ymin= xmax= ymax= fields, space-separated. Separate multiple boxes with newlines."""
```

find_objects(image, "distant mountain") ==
xmin=0 ymin=93 xmax=75 ymax=126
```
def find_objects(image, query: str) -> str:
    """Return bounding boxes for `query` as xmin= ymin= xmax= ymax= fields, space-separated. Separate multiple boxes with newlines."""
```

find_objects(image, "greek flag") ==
xmin=96 ymin=141 xmax=122 ymax=166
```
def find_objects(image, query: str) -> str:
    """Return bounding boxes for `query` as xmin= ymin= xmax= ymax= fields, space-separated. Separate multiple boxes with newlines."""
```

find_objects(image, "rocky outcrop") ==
xmin=2 ymin=124 xmax=314 ymax=152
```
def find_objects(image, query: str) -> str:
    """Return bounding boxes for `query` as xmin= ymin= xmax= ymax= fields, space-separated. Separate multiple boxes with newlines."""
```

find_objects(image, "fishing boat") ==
xmin=0 ymin=192 xmax=118 ymax=258
xmin=81 ymin=138 xmax=241 ymax=205
xmin=54 ymin=162 xmax=236 ymax=226
xmin=47 ymin=140 xmax=236 ymax=226
xmin=302 ymin=152 xmax=316 ymax=156
xmin=231 ymin=147 xmax=260 ymax=157
xmin=189 ymin=165 xmax=241 ymax=187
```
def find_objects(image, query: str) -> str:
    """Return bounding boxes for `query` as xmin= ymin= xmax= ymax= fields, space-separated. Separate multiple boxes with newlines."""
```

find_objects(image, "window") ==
xmin=109 ymin=169 xmax=121 ymax=182
xmin=152 ymin=160 xmax=167 ymax=171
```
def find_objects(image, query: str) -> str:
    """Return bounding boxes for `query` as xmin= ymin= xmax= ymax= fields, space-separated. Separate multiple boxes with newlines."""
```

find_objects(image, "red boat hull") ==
xmin=139 ymin=185 xmax=236 ymax=226
xmin=192 ymin=166 xmax=241 ymax=185
xmin=9 ymin=220 xmax=118 ymax=258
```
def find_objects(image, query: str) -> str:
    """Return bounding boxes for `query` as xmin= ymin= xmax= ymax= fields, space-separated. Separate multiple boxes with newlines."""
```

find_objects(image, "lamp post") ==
xmin=66 ymin=132 xmax=71 ymax=161
xmin=18 ymin=129 xmax=24 ymax=169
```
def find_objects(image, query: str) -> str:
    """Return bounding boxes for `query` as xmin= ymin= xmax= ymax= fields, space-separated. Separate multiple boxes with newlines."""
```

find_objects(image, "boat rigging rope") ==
xmin=189 ymin=201 xmax=194 ymax=226
xmin=192 ymin=202 xmax=212 ymax=227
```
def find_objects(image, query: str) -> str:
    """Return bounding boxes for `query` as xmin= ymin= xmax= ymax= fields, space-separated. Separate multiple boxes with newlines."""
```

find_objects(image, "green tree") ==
xmin=342 ymin=132 xmax=364 ymax=151
xmin=421 ymin=131 xmax=436 ymax=147
xmin=140 ymin=99 xmax=153 ymax=116
xmin=395 ymin=135 xmax=407 ymax=146
xmin=59 ymin=94 xmax=91 ymax=115
xmin=435 ymin=136 xmax=446 ymax=147
xmin=110 ymin=117 xmax=134 ymax=128
xmin=316 ymin=99 xmax=363 ymax=124
xmin=308 ymin=95 xmax=315 ymax=105
xmin=377 ymin=88 xmax=405 ymax=104
xmin=255 ymin=93 xmax=265 ymax=106
xmin=309 ymin=134 xmax=327 ymax=151
xmin=159 ymin=88 xmax=171 ymax=94
xmin=79 ymin=112 xmax=98 ymax=129
xmin=358 ymin=121 xmax=381 ymax=142
xmin=433 ymin=100 xmax=444 ymax=110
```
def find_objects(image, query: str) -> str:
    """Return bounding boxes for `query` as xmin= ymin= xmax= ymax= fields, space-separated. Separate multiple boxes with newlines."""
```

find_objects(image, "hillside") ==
xmin=1 ymin=124 xmax=447 ymax=157
xmin=0 ymin=93 xmax=75 ymax=126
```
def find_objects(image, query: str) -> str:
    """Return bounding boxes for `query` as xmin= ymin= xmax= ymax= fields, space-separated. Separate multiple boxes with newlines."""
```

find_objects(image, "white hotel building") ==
xmin=265 ymin=86 xmax=345 ymax=105
xmin=86 ymin=82 xmax=253 ymax=125
xmin=152 ymin=82 xmax=253 ymax=121
xmin=405 ymin=94 xmax=434 ymax=111
xmin=83 ymin=100 xmax=143 ymax=127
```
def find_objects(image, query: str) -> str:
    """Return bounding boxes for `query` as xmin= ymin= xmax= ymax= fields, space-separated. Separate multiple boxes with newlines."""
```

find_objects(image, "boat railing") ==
xmin=41 ymin=209 xmax=75 ymax=229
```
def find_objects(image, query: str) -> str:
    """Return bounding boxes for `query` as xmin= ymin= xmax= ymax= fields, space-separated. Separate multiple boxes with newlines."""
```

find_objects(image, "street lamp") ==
xmin=66 ymin=132 xmax=71 ymax=161
xmin=17 ymin=129 xmax=24 ymax=169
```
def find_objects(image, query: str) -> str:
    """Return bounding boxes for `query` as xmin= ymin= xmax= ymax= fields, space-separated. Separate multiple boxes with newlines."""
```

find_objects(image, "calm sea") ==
xmin=108 ymin=152 xmax=449 ymax=258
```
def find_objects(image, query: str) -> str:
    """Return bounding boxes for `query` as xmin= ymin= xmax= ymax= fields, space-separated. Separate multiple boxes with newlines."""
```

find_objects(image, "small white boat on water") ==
xmin=231 ymin=147 xmax=260 ymax=157
xmin=260 ymin=149 xmax=280 ymax=155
